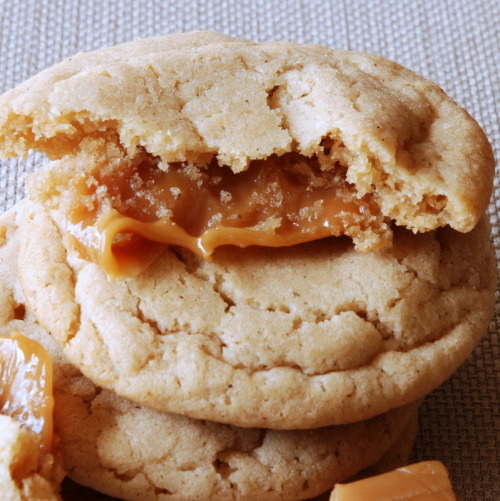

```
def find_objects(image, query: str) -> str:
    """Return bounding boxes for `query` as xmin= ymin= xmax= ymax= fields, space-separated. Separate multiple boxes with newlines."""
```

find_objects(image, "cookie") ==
xmin=0 ymin=415 xmax=63 ymax=501
xmin=54 ymin=387 xmax=417 ymax=501
xmin=0 ymin=32 xmax=495 ymax=271
xmin=1 ymin=201 xmax=419 ymax=501
xmin=16 ymin=200 xmax=496 ymax=429
xmin=58 ymin=414 xmax=419 ymax=501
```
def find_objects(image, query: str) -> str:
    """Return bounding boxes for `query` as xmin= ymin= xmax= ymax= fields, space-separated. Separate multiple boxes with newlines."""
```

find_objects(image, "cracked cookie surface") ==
xmin=0 ymin=31 xmax=495 ymax=258
xmin=1 ymin=201 xmax=418 ymax=501
xmin=16 ymin=200 xmax=496 ymax=429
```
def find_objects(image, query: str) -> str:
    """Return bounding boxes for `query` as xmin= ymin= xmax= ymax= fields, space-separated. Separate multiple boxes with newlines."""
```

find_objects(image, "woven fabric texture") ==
xmin=0 ymin=1 xmax=498 ymax=499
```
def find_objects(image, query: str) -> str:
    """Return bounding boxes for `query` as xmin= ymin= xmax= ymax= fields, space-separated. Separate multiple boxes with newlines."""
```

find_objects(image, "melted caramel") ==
xmin=330 ymin=461 xmax=457 ymax=501
xmin=0 ymin=331 xmax=54 ymax=453
xmin=66 ymin=153 xmax=383 ymax=277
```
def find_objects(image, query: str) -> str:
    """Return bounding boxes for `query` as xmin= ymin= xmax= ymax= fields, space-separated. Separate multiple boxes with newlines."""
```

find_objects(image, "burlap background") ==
xmin=0 ymin=1 xmax=498 ymax=499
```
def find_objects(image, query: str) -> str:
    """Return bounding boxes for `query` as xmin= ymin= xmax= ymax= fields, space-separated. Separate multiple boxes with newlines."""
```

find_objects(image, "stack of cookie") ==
xmin=0 ymin=32 xmax=496 ymax=500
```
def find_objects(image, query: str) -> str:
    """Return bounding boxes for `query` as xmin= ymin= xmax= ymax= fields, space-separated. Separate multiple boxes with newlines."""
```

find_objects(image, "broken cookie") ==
xmin=0 ymin=32 xmax=494 ymax=276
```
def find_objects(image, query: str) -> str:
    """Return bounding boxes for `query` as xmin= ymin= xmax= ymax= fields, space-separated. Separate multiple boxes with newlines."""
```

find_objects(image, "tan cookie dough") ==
xmin=1 ymin=201 xmax=419 ymax=501
xmin=0 ymin=32 xmax=495 ymax=258
xmin=16 ymin=200 xmax=496 ymax=429
xmin=0 ymin=416 xmax=63 ymax=501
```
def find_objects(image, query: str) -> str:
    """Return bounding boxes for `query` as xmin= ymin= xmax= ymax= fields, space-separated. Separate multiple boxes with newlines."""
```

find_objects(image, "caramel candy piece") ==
xmin=0 ymin=331 xmax=54 ymax=453
xmin=330 ymin=461 xmax=457 ymax=501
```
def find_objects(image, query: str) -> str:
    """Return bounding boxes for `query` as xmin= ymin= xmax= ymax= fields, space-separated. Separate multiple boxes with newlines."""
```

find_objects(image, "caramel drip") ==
xmin=0 ymin=331 xmax=54 ymax=453
xmin=66 ymin=153 xmax=381 ymax=277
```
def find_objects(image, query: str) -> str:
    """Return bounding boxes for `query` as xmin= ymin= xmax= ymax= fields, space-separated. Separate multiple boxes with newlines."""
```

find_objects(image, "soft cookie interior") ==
xmin=27 ymin=140 xmax=392 ymax=277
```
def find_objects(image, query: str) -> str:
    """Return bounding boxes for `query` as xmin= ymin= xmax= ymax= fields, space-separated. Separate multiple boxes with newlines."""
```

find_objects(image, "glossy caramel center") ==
xmin=0 ymin=331 xmax=54 ymax=453
xmin=65 ymin=152 xmax=384 ymax=277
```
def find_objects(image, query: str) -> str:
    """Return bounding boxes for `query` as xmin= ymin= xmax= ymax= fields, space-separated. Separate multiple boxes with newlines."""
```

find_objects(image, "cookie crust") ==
xmin=16 ymin=200 xmax=496 ymax=429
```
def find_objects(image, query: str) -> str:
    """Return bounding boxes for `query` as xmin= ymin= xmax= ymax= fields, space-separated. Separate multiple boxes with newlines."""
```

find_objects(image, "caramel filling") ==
xmin=330 ymin=461 xmax=457 ymax=501
xmin=65 ymin=152 xmax=385 ymax=277
xmin=0 ymin=331 xmax=54 ymax=453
